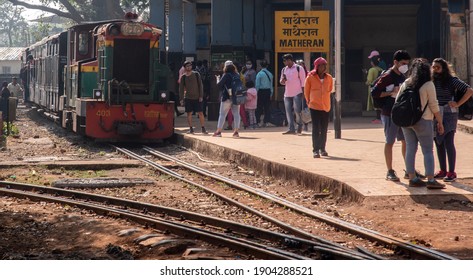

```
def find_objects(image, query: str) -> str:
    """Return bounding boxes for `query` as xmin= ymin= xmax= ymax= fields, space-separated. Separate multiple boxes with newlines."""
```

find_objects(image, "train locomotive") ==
xmin=22 ymin=15 xmax=174 ymax=141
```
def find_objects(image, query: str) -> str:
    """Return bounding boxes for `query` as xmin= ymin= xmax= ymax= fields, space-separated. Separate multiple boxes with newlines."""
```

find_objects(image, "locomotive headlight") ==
xmin=158 ymin=91 xmax=169 ymax=103
xmin=93 ymin=89 xmax=102 ymax=99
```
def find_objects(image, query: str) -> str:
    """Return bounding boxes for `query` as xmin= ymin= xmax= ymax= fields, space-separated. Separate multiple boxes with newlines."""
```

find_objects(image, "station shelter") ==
xmin=150 ymin=0 xmax=471 ymax=117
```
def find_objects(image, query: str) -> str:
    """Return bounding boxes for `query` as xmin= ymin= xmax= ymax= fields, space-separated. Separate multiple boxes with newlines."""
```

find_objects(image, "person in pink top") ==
xmin=244 ymin=80 xmax=258 ymax=129
xmin=280 ymin=53 xmax=306 ymax=135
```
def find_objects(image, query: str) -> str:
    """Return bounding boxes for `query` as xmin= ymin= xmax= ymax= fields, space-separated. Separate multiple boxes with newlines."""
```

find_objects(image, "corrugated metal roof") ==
xmin=0 ymin=48 xmax=23 ymax=61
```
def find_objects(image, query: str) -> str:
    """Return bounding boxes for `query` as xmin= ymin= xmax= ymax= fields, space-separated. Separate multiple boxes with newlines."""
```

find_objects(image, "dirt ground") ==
xmin=1 ymin=106 xmax=473 ymax=259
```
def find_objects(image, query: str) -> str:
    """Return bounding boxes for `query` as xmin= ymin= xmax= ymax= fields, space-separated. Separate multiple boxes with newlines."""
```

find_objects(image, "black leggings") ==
xmin=435 ymin=131 xmax=456 ymax=172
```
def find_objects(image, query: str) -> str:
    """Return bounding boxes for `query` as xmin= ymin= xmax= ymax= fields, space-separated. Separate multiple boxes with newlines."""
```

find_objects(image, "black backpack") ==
xmin=228 ymin=74 xmax=247 ymax=105
xmin=391 ymin=86 xmax=428 ymax=127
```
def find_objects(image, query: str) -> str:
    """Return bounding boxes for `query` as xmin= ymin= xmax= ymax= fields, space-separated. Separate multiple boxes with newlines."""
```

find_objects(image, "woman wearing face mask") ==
xmin=241 ymin=60 xmax=256 ymax=84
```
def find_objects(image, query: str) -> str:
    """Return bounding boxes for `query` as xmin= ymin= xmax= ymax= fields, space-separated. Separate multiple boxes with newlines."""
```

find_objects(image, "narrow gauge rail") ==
xmin=0 ymin=182 xmax=369 ymax=260
xmin=117 ymin=146 xmax=456 ymax=260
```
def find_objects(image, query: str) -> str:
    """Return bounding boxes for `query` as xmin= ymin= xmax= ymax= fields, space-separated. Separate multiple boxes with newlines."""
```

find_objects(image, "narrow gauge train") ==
xmin=22 ymin=16 xmax=174 ymax=141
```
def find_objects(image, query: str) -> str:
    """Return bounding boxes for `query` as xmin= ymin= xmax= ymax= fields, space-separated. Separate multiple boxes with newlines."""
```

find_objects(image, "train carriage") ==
xmin=23 ymin=15 xmax=174 ymax=142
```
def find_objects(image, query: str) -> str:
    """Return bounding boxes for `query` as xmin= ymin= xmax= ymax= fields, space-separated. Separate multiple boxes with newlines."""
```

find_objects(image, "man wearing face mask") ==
xmin=371 ymin=50 xmax=411 ymax=181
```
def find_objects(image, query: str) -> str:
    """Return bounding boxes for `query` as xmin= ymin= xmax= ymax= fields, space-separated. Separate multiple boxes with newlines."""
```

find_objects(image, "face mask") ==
xmin=246 ymin=64 xmax=252 ymax=69
xmin=398 ymin=64 xmax=409 ymax=74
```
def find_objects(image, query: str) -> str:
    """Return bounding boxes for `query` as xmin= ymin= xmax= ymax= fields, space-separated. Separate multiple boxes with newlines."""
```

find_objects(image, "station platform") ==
xmin=173 ymin=113 xmax=473 ymax=201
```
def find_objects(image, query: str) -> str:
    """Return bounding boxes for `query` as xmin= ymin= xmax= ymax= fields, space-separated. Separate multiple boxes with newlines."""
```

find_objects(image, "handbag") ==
xmin=301 ymin=107 xmax=311 ymax=124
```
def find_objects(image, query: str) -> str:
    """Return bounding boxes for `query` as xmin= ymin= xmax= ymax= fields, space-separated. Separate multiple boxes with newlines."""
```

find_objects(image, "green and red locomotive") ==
xmin=22 ymin=16 xmax=174 ymax=141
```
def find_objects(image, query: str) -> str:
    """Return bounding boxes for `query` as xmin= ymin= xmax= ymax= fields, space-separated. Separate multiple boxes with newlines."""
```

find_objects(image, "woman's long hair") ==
xmin=406 ymin=58 xmax=431 ymax=90
xmin=432 ymin=57 xmax=455 ymax=88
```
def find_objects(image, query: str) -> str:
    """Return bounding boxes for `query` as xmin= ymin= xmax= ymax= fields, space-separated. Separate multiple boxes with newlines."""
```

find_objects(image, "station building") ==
xmin=150 ymin=0 xmax=472 ymax=116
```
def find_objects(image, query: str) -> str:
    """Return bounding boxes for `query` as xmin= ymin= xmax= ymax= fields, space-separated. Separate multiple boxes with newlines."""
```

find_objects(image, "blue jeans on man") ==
xmin=284 ymin=93 xmax=303 ymax=132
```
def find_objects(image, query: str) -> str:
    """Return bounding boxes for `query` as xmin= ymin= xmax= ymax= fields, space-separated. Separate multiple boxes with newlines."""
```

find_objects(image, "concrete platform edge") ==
xmin=175 ymin=134 xmax=365 ymax=203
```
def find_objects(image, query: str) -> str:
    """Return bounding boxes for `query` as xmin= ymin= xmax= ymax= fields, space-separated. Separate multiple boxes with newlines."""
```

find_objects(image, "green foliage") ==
xmin=2 ymin=122 xmax=19 ymax=136
xmin=0 ymin=0 xmax=27 ymax=47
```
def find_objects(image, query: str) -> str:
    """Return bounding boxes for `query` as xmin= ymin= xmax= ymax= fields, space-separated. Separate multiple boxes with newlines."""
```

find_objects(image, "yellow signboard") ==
xmin=275 ymin=11 xmax=329 ymax=53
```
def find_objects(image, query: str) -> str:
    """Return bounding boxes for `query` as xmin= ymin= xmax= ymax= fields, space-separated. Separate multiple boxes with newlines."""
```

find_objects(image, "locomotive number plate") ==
xmin=121 ymin=23 xmax=144 ymax=36
xmin=144 ymin=111 xmax=160 ymax=118
xmin=96 ymin=110 xmax=111 ymax=117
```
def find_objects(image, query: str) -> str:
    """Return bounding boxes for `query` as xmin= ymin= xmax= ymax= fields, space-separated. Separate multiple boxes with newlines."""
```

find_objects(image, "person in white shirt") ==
xmin=279 ymin=53 xmax=306 ymax=134
xmin=7 ymin=77 xmax=23 ymax=106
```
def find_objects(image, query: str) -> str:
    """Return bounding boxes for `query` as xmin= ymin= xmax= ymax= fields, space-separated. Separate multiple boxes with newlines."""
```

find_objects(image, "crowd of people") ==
xmin=176 ymin=51 xmax=472 ymax=188
xmin=370 ymin=50 xmax=473 ymax=188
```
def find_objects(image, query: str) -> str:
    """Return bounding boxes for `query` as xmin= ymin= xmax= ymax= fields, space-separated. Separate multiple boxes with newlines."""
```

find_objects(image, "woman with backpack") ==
xmin=213 ymin=61 xmax=242 ymax=138
xmin=431 ymin=58 xmax=473 ymax=182
xmin=396 ymin=58 xmax=444 ymax=189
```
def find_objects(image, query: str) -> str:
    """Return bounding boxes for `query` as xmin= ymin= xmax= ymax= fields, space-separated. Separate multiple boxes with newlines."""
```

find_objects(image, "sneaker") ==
xmin=177 ymin=112 xmax=184 ymax=117
xmin=201 ymin=127 xmax=208 ymax=135
xmin=297 ymin=127 xmax=303 ymax=134
xmin=404 ymin=170 xmax=426 ymax=179
xmin=443 ymin=172 xmax=457 ymax=182
xmin=371 ymin=119 xmax=381 ymax=124
xmin=434 ymin=170 xmax=447 ymax=179
xmin=212 ymin=131 xmax=221 ymax=137
xmin=282 ymin=130 xmax=296 ymax=135
xmin=313 ymin=151 xmax=320 ymax=158
xmin=232 ymin=131 xmax=240 ymax=138
xmin=187 ymin=127 xmax=194 ymax=134
xmin=320 ymin=150 xmax=328 ymax=157
xmin=409 ymin=177 xmax=426 ymax=187
xmin=386 ymin=169 xmax=400 ymax=181
xmin=426 ymin=179 xmax=446 ymax=189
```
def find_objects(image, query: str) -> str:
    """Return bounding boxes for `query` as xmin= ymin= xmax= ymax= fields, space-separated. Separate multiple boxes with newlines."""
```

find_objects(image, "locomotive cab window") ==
xmin=78 ymin=32 xmax=89 ymax=55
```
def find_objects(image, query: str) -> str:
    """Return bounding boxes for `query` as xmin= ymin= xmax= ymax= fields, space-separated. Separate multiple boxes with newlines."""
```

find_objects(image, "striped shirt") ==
xmin=434 ymin=77 xmax=470 ymax=106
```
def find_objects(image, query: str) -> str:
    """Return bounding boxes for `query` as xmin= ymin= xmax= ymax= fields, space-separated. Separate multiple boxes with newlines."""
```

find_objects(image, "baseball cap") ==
xmin=368 ymin=50 xmax=380 ymax=59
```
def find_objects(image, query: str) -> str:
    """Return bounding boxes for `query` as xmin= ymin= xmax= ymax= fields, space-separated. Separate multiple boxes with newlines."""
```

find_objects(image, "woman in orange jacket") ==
xmin=304 ymin=57 xmax=334 ymax=158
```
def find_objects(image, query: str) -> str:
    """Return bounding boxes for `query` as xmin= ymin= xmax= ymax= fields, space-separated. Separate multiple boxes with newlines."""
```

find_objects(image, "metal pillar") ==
xmin=334 ymin=0 xmax=342 ymax=139
xmin=168 ymin=0 xmax=183 ymax=51
xmin=304 ymin=0 xmax=311 ymax=70
xmin=211 ymin=0 xmax=233 ymax=46
xmin=470 ymin=0 xmax=473 ymax=85
xmin=183 ymin=1 xmax=196 ymax=58
xmin=149 ymin=0 xmax=166 ymax=62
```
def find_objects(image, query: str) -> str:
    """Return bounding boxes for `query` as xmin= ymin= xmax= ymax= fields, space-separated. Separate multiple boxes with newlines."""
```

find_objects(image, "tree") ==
xmin=7 ymin=0 xmax=150 ymax=23
xmin=0 ymin=0 xmax=28 ymax=46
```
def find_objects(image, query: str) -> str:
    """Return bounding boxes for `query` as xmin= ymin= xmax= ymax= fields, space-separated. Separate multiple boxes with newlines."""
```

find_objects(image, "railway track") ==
xmin=0 ymin=181 xmax=369 ymax=260
xmin=112 ymin=145 xmax=456 ymax=260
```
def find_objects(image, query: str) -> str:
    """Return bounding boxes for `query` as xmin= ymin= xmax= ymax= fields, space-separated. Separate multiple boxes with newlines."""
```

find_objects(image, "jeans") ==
xmin=217 ymin=100 xmax=241 ymax=130
xmin=284 ymin=93 xmax=303 ymax=131
xmin=402 ymin=119 xmax=435 ymax=177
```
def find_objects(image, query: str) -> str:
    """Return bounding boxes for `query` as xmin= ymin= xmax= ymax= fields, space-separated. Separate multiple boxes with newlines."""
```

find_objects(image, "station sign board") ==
xmin=275 ymin=11 xmax=329 ymax=53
